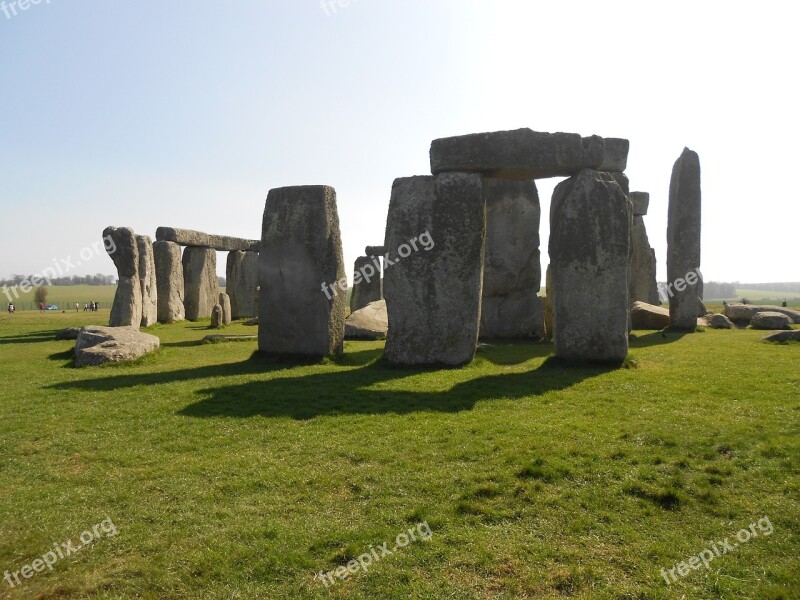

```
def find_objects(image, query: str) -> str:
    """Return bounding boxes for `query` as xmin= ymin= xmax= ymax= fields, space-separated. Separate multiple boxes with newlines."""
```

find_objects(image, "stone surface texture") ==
xmin=103 ymin=226 xmax=142 ymax=329
xmin=350 ymin=256 xmax=383 ymax=313
xmin=74 ymin=326 xmax=160 ymax=367
xmin=226 ymin=250 xmax=259 ymax=319
xmin=156 ymin=227 xmax=259 ymax=252
xmin=182 ymin=247 xmax=219 ymax=321
xmin=136 ymin=235 xmax=158 ymax=328
xmin=345 ymin=299 xmax=388 ymax=340
xmin=153 ymin=241 xmax=185 ymax=323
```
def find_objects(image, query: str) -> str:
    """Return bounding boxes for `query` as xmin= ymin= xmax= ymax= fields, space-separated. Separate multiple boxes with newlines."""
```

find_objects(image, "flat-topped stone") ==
xmin=365 ymin=245 xmax=386 ymax=257
xmin=630 ymin=192 xmax=650 ymax=216
xmin=430 ymin=128 xmax=606 ymax=180
xmin=156 ymin=227 xmax=260 ymax=252
xmin=598 ymin=137 xmax=629 ymax=172
xmin=761 ymin=329 xmax=800 ymax=343
xmin=74 ymin=326 xmax=160 ymax=367
xmin=751 ymin=311 xmax=793 ymax=330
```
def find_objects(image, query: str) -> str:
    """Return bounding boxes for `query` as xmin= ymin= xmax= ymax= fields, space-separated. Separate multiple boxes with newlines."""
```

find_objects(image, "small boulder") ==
xmin=345 ymin=299 xmax=388 ymax=340
xmin=211 ymin=304 xmax=224 ymax=328
xmin=708 ymin=314 xmax=734 ymax=329
xmin=751 ymin=311 xmax=793 ymax=330
xmin=631 ymin=301 xmax=670 ymax=330
xmin=761 ymin=329 xmax=800 ymax=343
xmin=74 ymin=326 xmax=160 ymax=367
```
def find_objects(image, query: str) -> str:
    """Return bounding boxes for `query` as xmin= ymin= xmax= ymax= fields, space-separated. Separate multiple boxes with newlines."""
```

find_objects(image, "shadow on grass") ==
xmin=477 ymin=341 xmax=554 ymax=366
xmin=178 ymin=355 xmax=615 ymax=420
xmin=629 ymin=331 xmax=689 ymax=348
xmin=0 ymin=330 xmax=63 ymax=345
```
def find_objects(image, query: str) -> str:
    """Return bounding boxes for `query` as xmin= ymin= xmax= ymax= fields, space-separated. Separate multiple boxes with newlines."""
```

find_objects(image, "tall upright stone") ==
xmin=153 ymin=241 xmax=185 ymax=323
xmin=544 ymin=264 xmax=553 ymax=340
xmin=349 ymin=256 xmax=382 ymax=313
xmin=182 ymin=247 xmax=219 ymax=321
xmin=226 ymin=250 xmax=259 ymax=319
xmin=480 ymin=178 xmax=544 ymax=339
xmin=103 ymin=226 xmax=142 ymax=329
xmin=136 ymin=235 xmax=158 ymax=328
xmin=629 ymin=192 xmax=660 ymax=305
xmin=383 ymin=173 xmax=485 ymax=366
xmin=258 ymin=185 xmax=346 ymax=357
xmin=219 ymin=292 xmax=232 ymax=326
xmin=667 ymin=148 xmax=702 ymax=330
xmin=549 ymin=169 xmax=631 ymax=364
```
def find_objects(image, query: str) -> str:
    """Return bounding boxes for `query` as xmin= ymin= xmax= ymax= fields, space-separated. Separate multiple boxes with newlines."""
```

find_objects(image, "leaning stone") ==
xmin=226 ymin=250 xmax=259 ymax=319
xmin=258 ymin=185 xmax=346 ymax=357
xmin=365 ymin=245 xmax=386 ymax=257
xmin=74 ymin=325 xmax=159 ymax=367
xmin=103 ymin=226 xmax=142 ymax=329
xmin=156 ymin=227 xmax=259 ymax=252
xmin=350 ymin=256 xmax=383 ymax=313
xmin=751 ymin=311 xmax=793 ymax=330
xmin=630 ymin=192 xmax=650 ymax=216
xmin=55 ymin=327 xmax=81 ymax=340
xmin=549 ymin=169 xmax=631 ymax=363
xmin=480 ymin=178 xmax=544 ymax=339
xmin=761 ymin=329 xmax=800 ymax=343
xmin=136 ymin=235 xmax=158 ymax=327
xmin=210 ymin=304 xmax=224 ymax=328
xmin=598 ymin=138 xmax=629 ymax=172
xmin=384 ymin=173 xmax=485 ymax=366
xmin=153 ymin=241 xmax=185 ymax=323
xmin=345 ymin=299 xmax=388 ymax=340
xmin=708 ymin=313 xmax=734 ymax=329
xmin=667 ymin=148 xmax=702 ymax=330
xmin=724 ymin=303 xmax=800 ymax=325
xmin=430 ymin=128 xmax=605 ymax=180
xmin=219 ymin=292 xmax=232 ymax=326
xmin=182 ymin=247 xmax=219 ymax=321
xmin=631 ymin=301 xmax=671 ymax=330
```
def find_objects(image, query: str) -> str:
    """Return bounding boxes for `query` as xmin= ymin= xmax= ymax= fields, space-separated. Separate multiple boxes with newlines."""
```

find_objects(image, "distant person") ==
xmin=84 ymin=303 xmax=88 ymax=311
xmin=782 ymin=300 xmax=788 ymax=308
xmin=7 ymin=303 xmax=13 ymax=314
xmin=94 ymin=301 xmax=99 ymax=311
xmin=75 ymin=302 xmax=80 ymax=312
xmin=39 ymin=302 xmax=44 ymax=312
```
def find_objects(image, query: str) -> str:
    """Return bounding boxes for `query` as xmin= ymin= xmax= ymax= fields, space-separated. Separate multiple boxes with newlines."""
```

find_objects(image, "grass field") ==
xmin=2 ymin=286 xmax=118 ymax=312
xmin=0 ymin=311 xmax=798 ymax=599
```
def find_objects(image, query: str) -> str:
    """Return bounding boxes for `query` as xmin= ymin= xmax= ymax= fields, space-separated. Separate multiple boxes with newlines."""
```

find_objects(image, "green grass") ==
xmin=733 ymin=289 xmax=800 ymax=304
xmin=2 ymin=285 xmax=118 ymax=312
xmin=0 ymin=312 xmax=798 ymax=599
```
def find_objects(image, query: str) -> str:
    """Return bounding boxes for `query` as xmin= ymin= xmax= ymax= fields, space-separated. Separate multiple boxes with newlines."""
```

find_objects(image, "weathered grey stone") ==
xmin=761 ymin=329 xmax=800 ymax=343
xmin=156 ymin=227 xmax=259 ymax=252
xmin=258 ymin=185 xmax=346 ymax=357
xmin=630 ymin=216 xmax=660 ymax=305
xmin=350 ymin=256 xmax=383 ymax=313
xmin=182 ymin=247 xmax=219 ymax=321
xmin=345 ymin=299 xmax=388 ymax=340
xmin=55 ymin=327 xmax=81 ymax=340
xmin=136 ymin=235 xmax=158 ymax=328
xmin=103 ymin=226 xmax=142 ymax=329
xmin=243 ymin=317 xmax=259 ymax=326
xmin=598 ymin=138 xmax=629 ymax=172
xmin=667 ymin=148 xmax=702 ymax=330
xmin=631 ymin=301 xmax=670 ymax=330
xmin=74 ymin=325 xmax=159 ymax=367
xmin=365 ymin=245 xmax=386 ymax=257
xmin=724 ymin=303 xmax=800 ymax=324
xmin=226 ymin=250 xmax=259 ymax=319
xmin=480 ymin=178 xmax=544 ymax=339
xmin=219 ymin=292 xmax=232 ymax=326
xmin=430 ymin=129 xmax=605 ymax=180
xmin=544 ymin=264 xmax=553 ymax=340
xmin=751 ymin=311 xmax=793 ymax=330
xmin=153 ymin=241 xmax=185 ymax=323
xmin=384 ymin=173 xmax=485 ymax=366
xmin=549 ymin=169 xmax=631 ymax=363
xmin=630 ymin=191 xmax=650 ymax=216
xmin=210 ymin=304 xmax=224 ymax=328
xmin=708 ymin=313 xmax=734 ymax=329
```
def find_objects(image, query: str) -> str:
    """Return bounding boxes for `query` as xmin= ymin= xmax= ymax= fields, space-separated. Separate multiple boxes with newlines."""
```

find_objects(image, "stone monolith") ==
xmin=103 ymin=226 xmax=142 ymax=329
xmin=182 ymin=247 xmax=219 ymax=321
xmin=153 ymin=241 xmax=185 ymax=323
xmin=136 ymin=235 xmax=158 ymax=328
xmin=350 ymin=256 xmax=383 ymax=313
xmin=226 ymin=250 xmax=259 ymax=319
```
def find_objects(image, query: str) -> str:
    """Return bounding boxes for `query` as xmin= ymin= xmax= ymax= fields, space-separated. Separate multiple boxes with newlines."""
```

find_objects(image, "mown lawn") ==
xmin=0 ymin=311 xmax=797 ymax=599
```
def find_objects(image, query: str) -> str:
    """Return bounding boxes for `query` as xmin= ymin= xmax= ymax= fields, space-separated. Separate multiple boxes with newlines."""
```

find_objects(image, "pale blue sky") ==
xmin=1 ymin=0 xmax=797 ymax=284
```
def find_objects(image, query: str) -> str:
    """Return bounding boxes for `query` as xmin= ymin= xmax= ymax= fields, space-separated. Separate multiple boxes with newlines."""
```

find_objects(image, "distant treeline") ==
xmin=737 ymin=282 xmax=800 ymax=293
xmin=0 ymin=274 xmax=116 ymax=287
xmin=702 ymin=281 xmax=737 ymax=299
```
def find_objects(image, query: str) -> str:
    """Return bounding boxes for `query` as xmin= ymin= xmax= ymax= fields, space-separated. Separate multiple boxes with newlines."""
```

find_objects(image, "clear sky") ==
xmin=1 ymin=0 xmax=797 ymax=285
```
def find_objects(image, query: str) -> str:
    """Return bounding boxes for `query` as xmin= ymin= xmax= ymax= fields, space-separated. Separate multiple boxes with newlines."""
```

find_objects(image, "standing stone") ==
xmin=350 ymin=256 xmax=383 ymax=313
xmin=136 ymin=235 xmax=158 ymax=328
xmin=103 ymin=226 xmax=142 ymax=329
xmin=258 ymin=185 xmax=346 ymax=357
xmin=629 ymin=192 xmax=659 ymax=305
xmin=219 ymin=292 xmax=232 ymax=326
xmin=544 ymin=264 xmax=553 ymax=340
xmin=182 ymin=247 xmax=219 ymax=321
xmin=226 ymin=250 xmax=259 ymax=319
xmin=383 ymin=173 xmax=485 ymax=366
xmin=210 ymin=304 xmax=224 ymax=328
xmin=153 ymin=241 xmax=185 ymax=323
xmin=549 ymin=169 xmax=631 ymax=364
xmin=480 ymin=178 xmax=544 ymax=339
xmin=667 ymin=148 xmax=702 ymax=330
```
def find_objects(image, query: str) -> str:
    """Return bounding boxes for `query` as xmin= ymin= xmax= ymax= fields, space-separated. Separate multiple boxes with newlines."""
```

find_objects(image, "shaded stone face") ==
xmin=349 ymin=256 xmax=383 ymax=313
xmin=429 ymin=128 xmax=606 ymax=180
xmin=226 ymin=250 xmax=259 ymax=319
xmin=258 ymin=185 xmax=346 ymax=357
xmin=549 ymin=169 xmax=631 ymax=364
xmin=629 ymin=216 xmax=660 ymax=305
xmin=598 ymin=138 xmax=630 ymax=172
xmin=667 ymin=148 xmax=702 ymax=330
xmin=153 ymin=241 xmax=185 ymax=323
xmin=103 ymin=226 xmax=142 ymax=329
xmin=156 ymin=227 xmax=260 ymax=252
xmin=480 ymin=178 xmax=544 ymax=339
xmin=365 ymin=245 xmax=386 ymax=257
xmin=182 ymin=247 xmax=219 ymax=321
xmin=136 ymin=235 xmax=158 ymax=328
xmin=383 ymin=173 xmax=485 ymax=366
xmin=630 ymin=191 xmax=650 ymax=217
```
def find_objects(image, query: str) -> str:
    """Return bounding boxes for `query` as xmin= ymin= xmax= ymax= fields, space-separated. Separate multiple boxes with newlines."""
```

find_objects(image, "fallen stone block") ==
xmin=74 ymin=326 xmax=159 ymax=367
xmin=345 ymin=299 xmax=388 ymax=340
xmin=631 ymin=301 xmax=671 ymax=330
xmin=751 ymin=311 xmax=793 ymax=330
